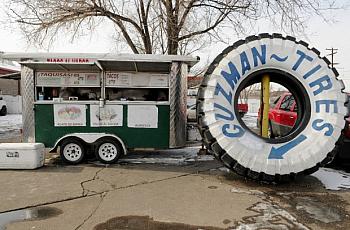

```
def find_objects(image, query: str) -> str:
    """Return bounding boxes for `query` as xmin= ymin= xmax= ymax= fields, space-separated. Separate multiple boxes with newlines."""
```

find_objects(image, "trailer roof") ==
xmin=0 ymin=72 xmax=21 ymax=80
xmin=0 ymin=52 xmax=199 ymax=67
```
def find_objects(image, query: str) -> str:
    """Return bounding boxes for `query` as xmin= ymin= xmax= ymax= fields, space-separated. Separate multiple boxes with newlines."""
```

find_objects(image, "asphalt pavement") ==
xmin=0 ymin=148 xmax=349 ymax=230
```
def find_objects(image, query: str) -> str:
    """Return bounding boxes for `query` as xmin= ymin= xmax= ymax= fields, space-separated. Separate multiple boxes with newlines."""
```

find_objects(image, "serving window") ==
xmin=35 ymin=71 xmax=101 ymax=101
xmin=105 ymin=72 xmax=169 ymax=102
xmin=36 ymin=86 xmax=101 ymax=101
xmin=106 ymin=88 xmax=168 ymax=101
xmin=34 ymin=70 xmax=170 ymax=102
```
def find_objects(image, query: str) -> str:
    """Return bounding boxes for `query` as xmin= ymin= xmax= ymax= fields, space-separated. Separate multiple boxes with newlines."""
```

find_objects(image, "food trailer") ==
xmin=3 ymin=53 xmax=198 ymax=164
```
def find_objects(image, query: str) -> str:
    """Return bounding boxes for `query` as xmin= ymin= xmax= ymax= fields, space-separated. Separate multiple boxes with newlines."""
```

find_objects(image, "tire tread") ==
xmin=197 ymin=33 xmax=346 ymax=183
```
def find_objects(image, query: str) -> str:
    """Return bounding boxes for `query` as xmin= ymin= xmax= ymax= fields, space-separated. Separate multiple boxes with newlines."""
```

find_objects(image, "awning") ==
xmin=0 ymin=72 xmax=21 ymax=80
xmin=1 ymin=53 xmax=199 ymax=67
xmin=98 ymin=60 xmax=172 ymax=72
xmin=19 ymin=62 xmax=101 ymax=72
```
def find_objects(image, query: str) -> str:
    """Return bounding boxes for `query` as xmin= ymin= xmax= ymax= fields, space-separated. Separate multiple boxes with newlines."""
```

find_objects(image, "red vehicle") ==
xmin=258 ymin=92 xmax=297 ymax=137
xmin=238 ymin=103 xmax=248 ymax=117
xmin=258 ymin=92 xmax=350 ymax=164
xmin=333 ymin=94 xmax=350 ymax=163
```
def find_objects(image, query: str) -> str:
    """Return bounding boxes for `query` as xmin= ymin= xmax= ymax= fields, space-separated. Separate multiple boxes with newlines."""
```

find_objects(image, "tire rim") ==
xmin=63 ymin=143 xmax=82 ymax=162
xmin=98 ymin=143 xmax=118 ymax=162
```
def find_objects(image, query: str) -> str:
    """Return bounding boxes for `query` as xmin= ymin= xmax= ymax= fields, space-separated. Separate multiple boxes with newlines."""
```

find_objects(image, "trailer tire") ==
xmin=0 ymin=106 xmax=7 ymax=116
xmin=95 ymin=138 xmax=123 ymax=164
xmin=60 ymin=138 xmax=85 ymax=165
xmin=197 ymin=33 xmax=347 ymax=183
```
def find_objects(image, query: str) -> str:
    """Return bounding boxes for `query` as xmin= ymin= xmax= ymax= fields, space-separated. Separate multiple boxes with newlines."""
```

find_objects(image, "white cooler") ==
xmin=0 ymin=143 xmax=45 ymax=169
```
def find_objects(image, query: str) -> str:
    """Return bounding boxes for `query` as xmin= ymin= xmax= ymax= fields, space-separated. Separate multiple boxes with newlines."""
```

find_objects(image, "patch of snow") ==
xmin=217 ymin=167 xmax=230 ymax=173
xmin=311 ymin=168 xmax=350 ymax=191
xmin=230 ymin=187 xmax=265 ymax=196
xmin=0 ymin=114 xmax=22 ymax=140
xmin=118 ymin=146 xmax=214 ymax=165
xmin=246 ymin=112 xmax=258 ymax=117
xmin=242 ymin=113 xmax=258 ymax=129
xmin=236 ymin=202 xmax=309 ymax=230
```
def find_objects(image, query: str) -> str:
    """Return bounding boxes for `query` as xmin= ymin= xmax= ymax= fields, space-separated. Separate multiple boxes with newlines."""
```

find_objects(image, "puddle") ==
xmin=312 ymin=168 xmax=350 ymax=190
xmin=208 ymin=186 xmax=218 ymax=189
xmin=0 ymin=207 xmax=62 ymax=229
xmin=235 ymin=202 xmax=309 ymax=230
xmin=294 ymin=196 xmax=341 ymax=223
xmin=277 ymin=193 xmax=346 ymax=225
xmin=222 ymin=219 xmax=231 ymax=225
xmin=94 ymin=215 xmax=224 ymax=230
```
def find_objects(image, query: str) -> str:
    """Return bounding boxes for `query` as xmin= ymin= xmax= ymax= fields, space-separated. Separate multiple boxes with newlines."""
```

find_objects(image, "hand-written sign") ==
xmin=90 ymin=105 xmax=123 ymax=127
xmin=106 ymin=72 xmax=168 ymax=87
xmin=53 ymin=104 xmax=86 ymax=127
xmin=36 ymin=72 xmax=100 ymax=87
xmin=127 ymin=105 xmax=158 ymax=128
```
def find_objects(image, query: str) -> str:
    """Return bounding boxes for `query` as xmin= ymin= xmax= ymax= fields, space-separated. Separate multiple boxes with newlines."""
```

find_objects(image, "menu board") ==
xmin=53 ymin=104 xmax=86 ymax=127
xmin=106 ymin=72 xmax=168 ymax=87
xmin=36 ymin=72 xmax=100 ymax=87
xmin=127 ymin=105 xmax=158 ymax=128
xmin=90 ymin=105 xmax=123 ymax=127
xmin=105 ymin=72 xmax=131 ymax=86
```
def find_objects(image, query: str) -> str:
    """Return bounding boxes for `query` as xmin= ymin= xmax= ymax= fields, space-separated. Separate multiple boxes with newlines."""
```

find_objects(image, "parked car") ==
xmin=332 ymin=94 xmax=350 ymax=163
xmin=257 ymin=92 xmax=350 ymax=164
xmin=0 ymin=97 xmax=7 ymax=116
xmin=258 ymin=92 xmax=297 ymax=137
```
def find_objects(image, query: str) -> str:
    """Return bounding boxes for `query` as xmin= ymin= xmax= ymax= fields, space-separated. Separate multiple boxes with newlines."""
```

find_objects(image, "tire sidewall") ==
xmin=60 ymin=139 xmax=85 ymax=165
xmin=95 ymin=138 xmax=122 ymax=164
xmin=198 ymin=35 xmax=346 ymax=177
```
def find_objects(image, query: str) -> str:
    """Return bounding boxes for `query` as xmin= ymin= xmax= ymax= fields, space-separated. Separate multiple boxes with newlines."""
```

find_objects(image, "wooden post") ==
xmin=261 ymin=75 xmax=270 ymax=138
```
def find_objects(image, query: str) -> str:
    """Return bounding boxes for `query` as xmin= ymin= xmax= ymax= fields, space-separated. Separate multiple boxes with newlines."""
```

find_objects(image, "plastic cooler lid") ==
xmin=0 ymin=143 xmax=45 ymax=150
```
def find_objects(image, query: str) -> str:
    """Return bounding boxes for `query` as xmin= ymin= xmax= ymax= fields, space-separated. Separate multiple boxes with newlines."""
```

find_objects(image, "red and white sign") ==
xmin=46 ymin=58 xmax=94 ymax=63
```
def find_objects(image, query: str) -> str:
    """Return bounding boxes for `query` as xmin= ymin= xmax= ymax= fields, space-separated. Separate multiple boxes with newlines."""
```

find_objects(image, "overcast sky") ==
xmin=0 ymin=1 xmax=349 ymax=91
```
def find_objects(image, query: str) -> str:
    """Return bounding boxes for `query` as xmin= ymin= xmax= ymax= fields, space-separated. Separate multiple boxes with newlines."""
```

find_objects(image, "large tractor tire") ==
xmin=197 ymin=33 xmax=347 ymax=183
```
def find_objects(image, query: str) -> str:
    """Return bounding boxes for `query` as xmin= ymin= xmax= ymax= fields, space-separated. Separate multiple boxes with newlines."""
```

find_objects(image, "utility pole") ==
xmin=326 ymin=48 xmax=339 ymax=68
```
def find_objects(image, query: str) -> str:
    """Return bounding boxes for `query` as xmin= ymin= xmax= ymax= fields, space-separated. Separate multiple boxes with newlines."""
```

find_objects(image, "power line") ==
xmin=326 ymin=48 xmax=339 ymax=69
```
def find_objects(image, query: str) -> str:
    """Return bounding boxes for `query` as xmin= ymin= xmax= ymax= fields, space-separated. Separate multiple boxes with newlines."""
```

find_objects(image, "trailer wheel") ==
xmin=0 ymin=106 xmax=7 ymax=116
xmin=95 ymin=138 xmax=123 ymax=164
xmin=60 ymin=138 xmax=85 ymax=164
xmin=197 ymin=33 xmax=347 ymax=183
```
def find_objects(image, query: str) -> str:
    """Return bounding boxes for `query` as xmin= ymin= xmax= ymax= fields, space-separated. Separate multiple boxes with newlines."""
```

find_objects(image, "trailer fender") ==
xmin=50 ymin=133 xmax=127 ymax=155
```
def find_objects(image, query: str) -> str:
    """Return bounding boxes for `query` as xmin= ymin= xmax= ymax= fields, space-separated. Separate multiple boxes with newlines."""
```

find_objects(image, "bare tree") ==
xmin=6 ymin=0 xmax=342 ymax=55
xmin=239 ymin=83 xmax=260 ymax=104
